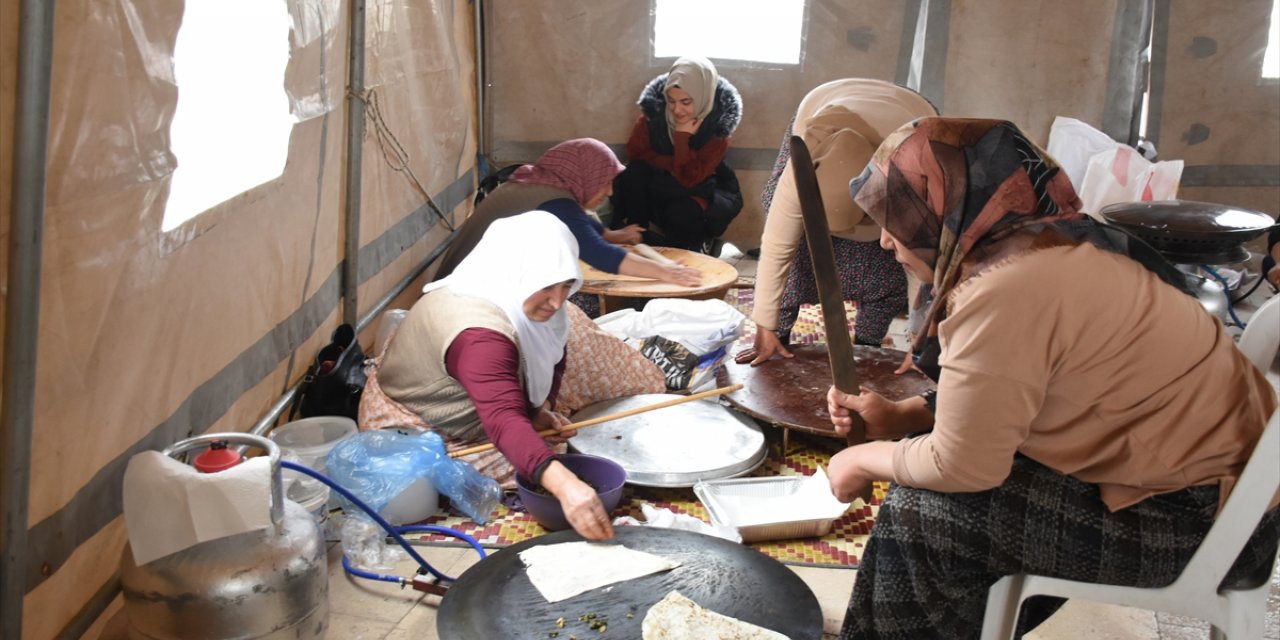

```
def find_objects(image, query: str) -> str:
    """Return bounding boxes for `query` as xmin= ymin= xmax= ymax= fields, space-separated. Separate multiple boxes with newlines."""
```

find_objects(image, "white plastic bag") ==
xmin=1077 ymin=145 xmax=1183 ymax=221
xmin=1046 ymin=116 xmax=1119 ymax=191
xmin=593 ymin=299 xmax=746 ymax=357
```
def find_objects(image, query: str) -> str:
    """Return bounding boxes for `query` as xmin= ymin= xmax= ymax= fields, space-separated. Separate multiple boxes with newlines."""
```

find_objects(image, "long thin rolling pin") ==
xmin=447 ymin=383 xmax=744 ymax=458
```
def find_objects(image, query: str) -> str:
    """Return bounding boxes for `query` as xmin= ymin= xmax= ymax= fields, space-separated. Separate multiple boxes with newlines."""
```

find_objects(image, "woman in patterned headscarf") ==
xmin=610 ymin=56 xmax=744 ymax=253
xmin=824 ymin=118 xmax=1278 ymax=638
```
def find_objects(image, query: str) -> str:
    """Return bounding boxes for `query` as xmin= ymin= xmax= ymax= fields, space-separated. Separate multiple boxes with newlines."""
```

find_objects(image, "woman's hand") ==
xmin=662 ymin=264 xmax=703 ymax=287
xmin=540 ymin=460 xmax=615 ymax=540
xmin=827 ymin=445 xmax=884 ymax=504
xmin=604 ymin=225 xmax=645 ymax=246
xmin=674 ymin=117 xmax=701 ymax=135
xmin=734 ymin=326 xmax=794 ymax=366
xmin=533 ymin=405 xmax=576 ymax=443
xmin=827 ymin=386 xmax=933 ymax=440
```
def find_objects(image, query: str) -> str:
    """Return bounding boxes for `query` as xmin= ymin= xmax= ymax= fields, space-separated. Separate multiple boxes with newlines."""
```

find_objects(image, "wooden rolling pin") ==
xmin=447 ymin=383 xmax=744 ymax=458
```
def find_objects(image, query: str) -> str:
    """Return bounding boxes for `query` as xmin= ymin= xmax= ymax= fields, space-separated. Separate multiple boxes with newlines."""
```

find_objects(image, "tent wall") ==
xmin=1149 ymin=0 xmax=1280 ymax=215
xmin=482 ymin=0 xmax=1168 ymax=252
xmin=2 ymin=0 xmax=1278 ymax=637
xmin=0 ymin=0 xmax=477 ymax=637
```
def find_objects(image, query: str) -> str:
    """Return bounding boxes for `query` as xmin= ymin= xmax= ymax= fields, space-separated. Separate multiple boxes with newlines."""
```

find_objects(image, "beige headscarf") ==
xmin=663 ymin=55 xmax=719 ymax=141
xmin=793 ymin=79 xmax=939 ymax=240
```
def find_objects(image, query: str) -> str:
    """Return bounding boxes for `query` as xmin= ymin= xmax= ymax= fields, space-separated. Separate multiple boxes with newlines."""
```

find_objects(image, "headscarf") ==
xmin=423 ymin=211 xmax=583 ymax=405
xmin=850 ymin=118 xmax=1085 ymax=350
xmin=508 ymin=138 xmax=625 ymax=206
xmin=663 ymin=55 xmax=719 ymax=142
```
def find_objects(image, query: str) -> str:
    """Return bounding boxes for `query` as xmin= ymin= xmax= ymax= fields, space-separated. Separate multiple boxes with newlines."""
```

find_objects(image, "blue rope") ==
xmin=280 ymin=461 xmax=485 ymax=584
xmin=1200 ymin=265 xmax=1246 ymax=329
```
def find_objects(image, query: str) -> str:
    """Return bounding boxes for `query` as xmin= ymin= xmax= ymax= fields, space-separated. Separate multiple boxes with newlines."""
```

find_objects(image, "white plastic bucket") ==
xmin=270 ymin=416 xmax=358 ymax=470
xmin=379 ymin=477 xmax=440 ymax=525
xmin=270 ymin=416 xmax=358 ymax=510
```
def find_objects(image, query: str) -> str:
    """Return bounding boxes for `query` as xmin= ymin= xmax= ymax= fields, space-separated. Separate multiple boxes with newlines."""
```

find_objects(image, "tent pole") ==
xmin=474 ymin=0 xmax=489 ymax=170
xmin=342 ymin=0 xmax=367 ymax=327
xmin=244 ymin=228 xmax=458 ymax=440
xmin=2 ymin=0 xmax=55 ymax=636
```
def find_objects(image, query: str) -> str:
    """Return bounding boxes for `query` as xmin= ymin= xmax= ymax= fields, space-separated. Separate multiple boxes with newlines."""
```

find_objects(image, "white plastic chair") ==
xmin=1238 ymin=294 xmax=1280 ymax=374
xmin=980 ymin=407 xmax=1280 ymax=640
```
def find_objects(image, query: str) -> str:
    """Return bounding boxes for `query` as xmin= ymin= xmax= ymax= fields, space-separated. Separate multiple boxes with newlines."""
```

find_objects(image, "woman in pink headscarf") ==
xmin=435 ymin=138 xmax=701 ymax=288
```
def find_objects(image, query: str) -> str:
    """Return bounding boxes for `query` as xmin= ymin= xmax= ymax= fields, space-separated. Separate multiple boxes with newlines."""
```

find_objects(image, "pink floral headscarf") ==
xmin=509 ymin=138 xmax=625 ymax=205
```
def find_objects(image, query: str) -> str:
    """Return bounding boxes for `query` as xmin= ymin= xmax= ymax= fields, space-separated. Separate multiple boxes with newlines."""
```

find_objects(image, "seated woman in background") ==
xmin=737 ymin=78 xmax=937 ymax=366
xmin=610 ymin=55 xmax=743 ymax=254
xmin=825 ymin=118 xmax=1279 ymax=639
xmin=360 ymin=211 xmax=614 ymax=540
xmin=434 ymin=138 xmax=701 ymax=290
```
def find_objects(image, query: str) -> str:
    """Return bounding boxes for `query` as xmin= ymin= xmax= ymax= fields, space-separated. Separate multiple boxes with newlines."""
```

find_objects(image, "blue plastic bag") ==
xmin=325 ymin=430 xmax=501 ymax=524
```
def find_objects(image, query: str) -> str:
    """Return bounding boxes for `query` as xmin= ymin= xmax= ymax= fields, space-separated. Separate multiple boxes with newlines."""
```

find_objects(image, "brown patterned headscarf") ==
xmin=850 ymin=118 xmax=1085 ymax=349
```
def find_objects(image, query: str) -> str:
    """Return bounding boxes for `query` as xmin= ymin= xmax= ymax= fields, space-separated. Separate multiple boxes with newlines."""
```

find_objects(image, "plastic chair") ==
xmin=980 ymin=407 xmax=1280 ymax=640
xmin=1238 ymin=294 xmax=1280 ymax=374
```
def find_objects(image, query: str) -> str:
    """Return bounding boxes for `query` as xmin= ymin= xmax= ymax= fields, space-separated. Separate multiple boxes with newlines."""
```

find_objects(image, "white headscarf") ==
xmin=664 ymin=55 xmax=719 ymax=141
xmin=423 ymin=211 xmax=582 ymax=406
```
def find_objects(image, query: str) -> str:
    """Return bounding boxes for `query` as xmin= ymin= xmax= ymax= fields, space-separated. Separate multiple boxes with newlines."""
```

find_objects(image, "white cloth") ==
xmin=423 ymin=211 xmax=582 ymax=405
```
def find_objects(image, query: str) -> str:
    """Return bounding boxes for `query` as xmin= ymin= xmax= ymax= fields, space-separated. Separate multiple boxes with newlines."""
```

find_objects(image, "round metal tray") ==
xmin=567 ymin=394 xmax=767 ymax=488
xmin=715 ymin=343 xmax=936 ymax=438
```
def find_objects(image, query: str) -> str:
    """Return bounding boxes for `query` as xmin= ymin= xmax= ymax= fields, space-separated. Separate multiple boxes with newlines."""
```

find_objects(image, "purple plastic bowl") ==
xmin=516 ymin=453 xmax=627 ymax=532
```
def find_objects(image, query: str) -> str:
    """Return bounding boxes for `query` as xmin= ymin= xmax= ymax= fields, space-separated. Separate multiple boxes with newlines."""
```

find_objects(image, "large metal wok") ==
xmin=436 ymin=527 xmax=824 ymax=639
xmin=1100 ymin=200 xmax=1276 ymax=265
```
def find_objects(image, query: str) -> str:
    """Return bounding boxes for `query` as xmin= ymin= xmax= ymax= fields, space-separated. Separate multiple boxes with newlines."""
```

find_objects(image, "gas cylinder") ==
xmin=119 ymin=433 xmax=328 ymax=639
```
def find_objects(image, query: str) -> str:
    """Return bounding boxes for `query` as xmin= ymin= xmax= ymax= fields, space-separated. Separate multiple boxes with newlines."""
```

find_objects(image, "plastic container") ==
xmin=379 ymin=477 xmax=439 ymax=525
xmin=271 ymin=416 xmax=358 ymax=509
xmin=291 ymin=484 xmax=332 ymax=526
xmin=694 ymin=476 xmax=847 ymax=543
xmin=516 ymin=454 xmax=627 ymax=531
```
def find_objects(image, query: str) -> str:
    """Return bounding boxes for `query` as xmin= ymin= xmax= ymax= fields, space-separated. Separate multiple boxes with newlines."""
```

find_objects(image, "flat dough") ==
xmin=519 ymin=541 xmax=681 ymax=603
xmin=642 ymin=590 xmax=789 ymax=640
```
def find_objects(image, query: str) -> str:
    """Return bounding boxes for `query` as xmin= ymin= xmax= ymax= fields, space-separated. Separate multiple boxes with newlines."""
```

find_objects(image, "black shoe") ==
xmin=701 ymin=238 xmax=725 ymax=257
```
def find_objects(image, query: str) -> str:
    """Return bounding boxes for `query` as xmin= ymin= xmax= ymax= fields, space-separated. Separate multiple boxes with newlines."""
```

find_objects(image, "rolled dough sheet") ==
xmin=642 ymin=590 xmax=789 ymax=639
xmin=519 ymin=541 xmax=682 ymax=603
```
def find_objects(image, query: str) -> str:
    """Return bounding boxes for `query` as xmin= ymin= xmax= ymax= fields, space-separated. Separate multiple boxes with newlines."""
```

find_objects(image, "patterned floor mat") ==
xmin=407 ymin=432 xmax=882 ymax=569
xmin=725 ymin=287 xmax=855 ymax=346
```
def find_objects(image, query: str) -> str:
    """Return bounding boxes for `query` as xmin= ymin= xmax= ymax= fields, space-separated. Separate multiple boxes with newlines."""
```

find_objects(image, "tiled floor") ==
xmin=96 ymin=245 xmax=1280 ymax=640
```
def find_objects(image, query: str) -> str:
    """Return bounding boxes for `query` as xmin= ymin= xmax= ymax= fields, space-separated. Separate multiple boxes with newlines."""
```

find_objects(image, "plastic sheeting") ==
xmin=1153 ymin=0 xmax=1280 ymax=215
xmin=1 ymin=0 xmax=476 ymax=637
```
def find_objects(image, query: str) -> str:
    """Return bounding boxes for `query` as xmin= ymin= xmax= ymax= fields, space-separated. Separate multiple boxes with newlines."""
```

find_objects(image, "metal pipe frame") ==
xmin=342 ymin=0 xmax=367 ymax=328
xmin=2 ymin=0 xmax=56 ymax=637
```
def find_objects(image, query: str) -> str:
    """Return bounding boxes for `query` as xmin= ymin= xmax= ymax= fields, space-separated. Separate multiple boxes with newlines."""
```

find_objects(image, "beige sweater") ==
xmin=892 ymin=243 xmax=1277 ymax=511
xmin=753 ymin=79 xmax=936 ymax=330
xmin=377 ymin=289 xmax=520 ymax=442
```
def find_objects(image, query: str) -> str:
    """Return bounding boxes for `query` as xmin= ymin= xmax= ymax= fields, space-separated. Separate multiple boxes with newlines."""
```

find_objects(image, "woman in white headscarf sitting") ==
xmin=609 ymin=55 xmax=744 ymax=254
xmin=358 ymin=211 xmax=614 ymax=540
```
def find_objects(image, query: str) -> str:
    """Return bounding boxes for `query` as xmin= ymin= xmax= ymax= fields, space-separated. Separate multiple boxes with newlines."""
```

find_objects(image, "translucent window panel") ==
xmin=163 ymin=0 xmax=295 ymax=231
xmin=653 ymin=0 xmax=806 ymax=65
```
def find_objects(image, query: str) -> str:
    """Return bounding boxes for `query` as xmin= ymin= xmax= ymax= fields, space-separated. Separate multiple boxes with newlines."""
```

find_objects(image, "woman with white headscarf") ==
xmin=360 ymin=211 xmax=614 ymax=540
xmin=610 ymin=55 xmax=744 ymax=254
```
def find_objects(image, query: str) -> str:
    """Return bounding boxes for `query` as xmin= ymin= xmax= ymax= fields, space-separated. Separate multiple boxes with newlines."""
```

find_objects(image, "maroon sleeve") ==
xmin=445 ymin=328 xmax=554 ymax=481
xmin=625 ymin=116 xmax=672 ymax=172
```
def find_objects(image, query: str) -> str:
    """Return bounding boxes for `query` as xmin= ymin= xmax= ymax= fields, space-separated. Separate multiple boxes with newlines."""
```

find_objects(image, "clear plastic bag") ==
xmin=325 ymin=430 xmax=502 ymax=524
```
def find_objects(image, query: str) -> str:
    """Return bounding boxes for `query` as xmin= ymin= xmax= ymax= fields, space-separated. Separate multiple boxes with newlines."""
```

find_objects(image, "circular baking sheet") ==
xmin=567 ymin=394 xmax=767 ymax=488
xmin=715 ymin=343 xmax=936 ymax=438
xmin=437 ymin=527 xmax=823 ymax=640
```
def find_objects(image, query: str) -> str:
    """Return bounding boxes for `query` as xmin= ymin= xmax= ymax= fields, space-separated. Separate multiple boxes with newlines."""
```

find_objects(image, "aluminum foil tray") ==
xmin=568 ymin=394 xmax=767 ymax=488
xmin=694 ymin=476 xmax=841 ymax=543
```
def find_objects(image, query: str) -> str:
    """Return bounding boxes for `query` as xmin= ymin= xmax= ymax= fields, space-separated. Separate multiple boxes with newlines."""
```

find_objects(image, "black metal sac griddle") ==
xmin=436 ymin=527 xmax=824 ymax=639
